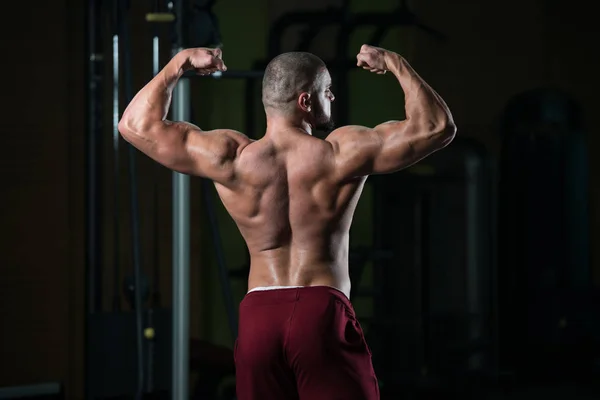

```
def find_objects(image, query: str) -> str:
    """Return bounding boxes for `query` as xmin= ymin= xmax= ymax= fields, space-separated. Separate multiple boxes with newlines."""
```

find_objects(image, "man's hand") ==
xmin=183 ymin=47 xmax=228 ymax=75
xmin=356 ymin=44 xmax=388 ymax=75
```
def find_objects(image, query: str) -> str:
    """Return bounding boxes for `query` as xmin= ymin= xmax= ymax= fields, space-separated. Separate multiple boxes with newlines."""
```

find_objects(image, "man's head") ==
xmin=262 ymin=52 xmax=335 ymax=132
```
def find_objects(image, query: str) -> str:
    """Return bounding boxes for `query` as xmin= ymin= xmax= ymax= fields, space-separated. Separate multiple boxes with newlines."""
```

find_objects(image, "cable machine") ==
xmin=85 ymin=0 xmax=172 ymax=399
xmin=85 ymin=0 xmax=263 ymax=398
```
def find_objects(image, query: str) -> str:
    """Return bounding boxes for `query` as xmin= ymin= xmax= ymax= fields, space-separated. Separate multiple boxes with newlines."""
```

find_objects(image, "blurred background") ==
xmin=0 ymin=0 xmax=598 ymax=399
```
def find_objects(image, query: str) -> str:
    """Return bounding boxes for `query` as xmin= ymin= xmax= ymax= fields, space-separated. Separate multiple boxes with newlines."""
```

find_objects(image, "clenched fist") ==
xmin=183 ymin=47 xmax=227 ymax=75
xmin=356 ymin=44 xmax=388 ymax=75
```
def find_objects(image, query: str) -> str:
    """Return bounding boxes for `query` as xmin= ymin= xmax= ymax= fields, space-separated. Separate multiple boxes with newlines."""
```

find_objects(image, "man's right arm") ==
xmin=326 ymin=45 xmax=456 ymax=180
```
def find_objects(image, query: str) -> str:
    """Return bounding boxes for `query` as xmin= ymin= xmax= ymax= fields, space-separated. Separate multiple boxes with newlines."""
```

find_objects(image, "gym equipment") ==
xmin=267 ymin=0 xmax=445 ymax=61
xmin=146 ymin=0 xmax=166 ymax=313
xmin=267 ymin=5 xmax=350 ymax=57
xmin=118 ymin=1 xmax=146 ymax=398
xmin=368 ymin=138 xmax=497 ymax=389
xmin=146 ymin=4 xmax=170 ymax=396
xmin=167 ymin=1 xmax=193 ymax=398
xmin=85 ymin=0 xmax=103 ymax=396
xmin=189 ymin=339 xmax=235 ymax=399
xmin=498 ymin=88 xmax=596 ymax=380
xmin=85 ymin=0 xmax=264 ymax=397
xmin=87 ymin=309 xmax=171 ymax=399
xmin=110 ymin=0 xmax=122 ymax=314
xmin=84 ymin=0 xmax=174 ymax=398
xmin=85 ymin=0 xmax=103 ymax=319
xmin=188 ymin=0 xmax=222 ymax=48
xmin=0 ymin=383 xmax=63 ymax=400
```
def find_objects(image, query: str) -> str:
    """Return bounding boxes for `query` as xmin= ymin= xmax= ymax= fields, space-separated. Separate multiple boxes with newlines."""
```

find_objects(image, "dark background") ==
xmin=0 ymin=0 xmax=598 ymax=399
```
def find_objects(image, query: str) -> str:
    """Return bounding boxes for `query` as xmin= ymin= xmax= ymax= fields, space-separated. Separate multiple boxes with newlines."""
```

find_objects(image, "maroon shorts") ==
xmin=235 ymin=286 xmax=380 ymax=400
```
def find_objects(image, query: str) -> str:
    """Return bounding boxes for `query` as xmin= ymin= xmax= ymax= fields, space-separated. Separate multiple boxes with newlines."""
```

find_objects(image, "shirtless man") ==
xmin=119 ymin=44 xmax=456 ymax=400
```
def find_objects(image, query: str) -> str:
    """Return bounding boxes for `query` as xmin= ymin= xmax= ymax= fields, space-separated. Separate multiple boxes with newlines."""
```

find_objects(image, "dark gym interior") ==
xmin=0 ymin=0 xmax=598 ymax=399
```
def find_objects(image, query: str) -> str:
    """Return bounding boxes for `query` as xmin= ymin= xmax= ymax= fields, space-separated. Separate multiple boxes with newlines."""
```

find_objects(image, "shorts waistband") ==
xmin=242 ymin=285 xmax=351 ymax=308
xmin=248 ymin=285 xmax=304 ymax=293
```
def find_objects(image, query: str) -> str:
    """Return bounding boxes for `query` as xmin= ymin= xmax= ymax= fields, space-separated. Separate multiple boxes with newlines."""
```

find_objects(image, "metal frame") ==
xmin=85 ymin=0 xmax=103 ymax=321
xmin=85 ymin=0 xmax=103 ymax=398
xmin=171 ymin=58 xmax=191 ymax=400
xmin=170 ymin=1 xmax=190 ymax=398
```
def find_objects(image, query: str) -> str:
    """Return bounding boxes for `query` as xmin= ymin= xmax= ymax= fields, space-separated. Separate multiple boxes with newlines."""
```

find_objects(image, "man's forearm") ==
xmin=384 ymin=52 xmax=454 ymax=133
xmin=119 ymin=50 xmax=189 ymax=133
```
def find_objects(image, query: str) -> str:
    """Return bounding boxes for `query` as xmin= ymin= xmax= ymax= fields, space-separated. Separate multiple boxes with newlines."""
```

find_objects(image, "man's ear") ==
xmin=297 ymin=92 xmax=312 ymax=112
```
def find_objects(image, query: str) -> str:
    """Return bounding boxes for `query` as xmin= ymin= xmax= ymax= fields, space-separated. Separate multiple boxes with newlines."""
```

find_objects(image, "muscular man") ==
xmin=119 ymin=44 xmax=456 ymax=400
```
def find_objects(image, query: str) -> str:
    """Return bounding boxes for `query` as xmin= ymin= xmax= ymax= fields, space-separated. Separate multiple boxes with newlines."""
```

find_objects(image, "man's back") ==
xmin=118 ymin=45 xmax=456 ymax=299
xmin=215 ymin=129 xmax=366 ymax=296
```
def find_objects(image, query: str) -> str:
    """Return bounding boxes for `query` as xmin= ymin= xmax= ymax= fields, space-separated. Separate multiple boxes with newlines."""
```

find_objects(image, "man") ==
xmin=119 ymin=44 xmax=456 ymax=400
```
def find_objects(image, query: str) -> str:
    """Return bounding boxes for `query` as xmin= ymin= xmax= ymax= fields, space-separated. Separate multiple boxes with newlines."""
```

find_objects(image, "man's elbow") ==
xmin=118 ymin=112 xmax=153 ymax=143
xmin=118 ymin=114 xmax=135 ymax=141
xmin=434 ymin=118 xmax=457 ymax=149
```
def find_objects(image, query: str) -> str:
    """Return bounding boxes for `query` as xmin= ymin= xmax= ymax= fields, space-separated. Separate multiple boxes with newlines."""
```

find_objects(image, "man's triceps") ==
xmin=178 ymin=129 xmax=243 ymax=180
xmin=368 ymin=120 xmax=420 ymax=174
xmin=130 ymin=123 xmax=240 ymax=182
xmin=329 ymin=120 xmax=420 ymax=179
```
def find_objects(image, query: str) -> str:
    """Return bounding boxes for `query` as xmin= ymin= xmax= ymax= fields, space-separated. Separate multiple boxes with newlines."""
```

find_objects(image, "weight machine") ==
xmin=86 ymin=0 xmax=171 ymax=398
xmin=498 ymin=88 xmax=599 ymax=383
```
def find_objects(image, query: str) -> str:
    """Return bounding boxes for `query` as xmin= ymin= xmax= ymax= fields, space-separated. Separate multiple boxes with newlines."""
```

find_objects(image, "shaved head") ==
xmin=262 ymin=52 xmax=327 ymax=113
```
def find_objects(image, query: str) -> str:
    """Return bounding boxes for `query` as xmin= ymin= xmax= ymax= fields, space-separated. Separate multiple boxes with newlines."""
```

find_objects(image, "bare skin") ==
xmin=119 ymin=45 xmax=456 ymax=299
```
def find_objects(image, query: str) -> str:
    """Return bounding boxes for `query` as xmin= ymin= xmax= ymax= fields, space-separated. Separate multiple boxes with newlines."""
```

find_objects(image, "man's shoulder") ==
xmin=325 ymin=125 xmax=373 ymax=142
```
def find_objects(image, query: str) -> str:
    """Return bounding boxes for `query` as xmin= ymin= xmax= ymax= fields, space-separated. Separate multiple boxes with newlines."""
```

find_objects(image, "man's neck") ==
xmin=265 ymin=112 xmax=313 ymax=137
